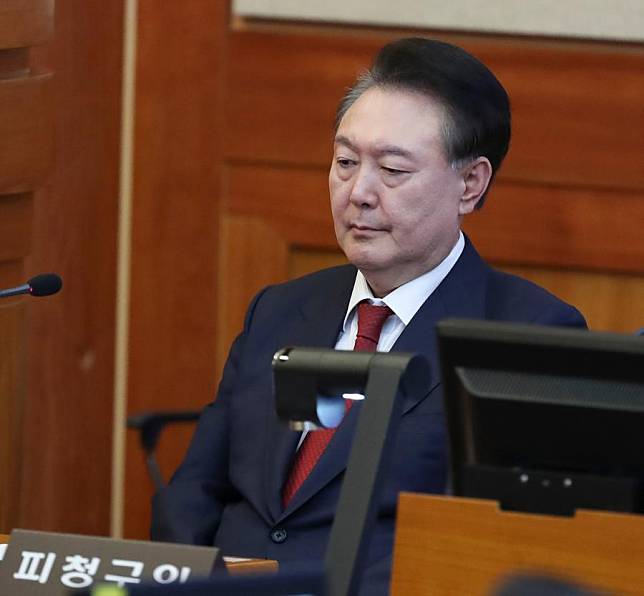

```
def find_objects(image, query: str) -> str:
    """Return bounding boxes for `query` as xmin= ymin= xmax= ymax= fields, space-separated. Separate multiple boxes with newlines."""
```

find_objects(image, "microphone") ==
xmin=0 ymin=273 xmax=63 ymax=299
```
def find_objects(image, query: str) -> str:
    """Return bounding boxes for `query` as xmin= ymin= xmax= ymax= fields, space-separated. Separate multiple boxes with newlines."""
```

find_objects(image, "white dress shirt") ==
xmin=335 ymin=231 xmax=465 ymax=352
xmin=298 ymin=232 xmax=465 ymax=436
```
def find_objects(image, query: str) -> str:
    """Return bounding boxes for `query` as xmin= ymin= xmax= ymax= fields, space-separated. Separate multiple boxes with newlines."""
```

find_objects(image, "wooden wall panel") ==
xmin=0 ymin=48 xmax=29 ymax=74
xmin=123 ymin=0 xmax=229 ymax=540
xmin=0 ymin=0 xmax=53 ymax=535
xmin=0 ymin=305 xmax=25 ymax=532
xmin=391 ymin=493 xmax=644 ymax=595
xmin=289 ymin=248 xmax=347 ymax=278
xmin=0 ymin=193 xmax=33 ymax=262
xmin=0 ymin=74 xmax=53 ymax=192
xmin=0 ymin=0 xmax=53 ymax=50
xmin=467 ymin=41 xmax=644 ymax=191
xmin=18 ymin=0 xmax=122 ymax=535
xmin=0 ymin=261 xmax=25 ymax=532
xmin=225 ymin=163 xmax=334 ymax=247
xmin=225 ymin=29 xmax=644 ymax=190
xmin=225 ymin=29 xmax=367 ymax=165
xmin=503 ymin=266 xmax=644 ymax=333
xmin=463 ymin=182 xmax=644 ymax=274
xmin=216 ymin=214 xmax=289 ymax=373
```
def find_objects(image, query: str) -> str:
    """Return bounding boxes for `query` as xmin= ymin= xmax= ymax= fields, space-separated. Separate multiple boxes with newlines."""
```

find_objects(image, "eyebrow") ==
xmin=334 ymin=135 xmax=415 ymax=160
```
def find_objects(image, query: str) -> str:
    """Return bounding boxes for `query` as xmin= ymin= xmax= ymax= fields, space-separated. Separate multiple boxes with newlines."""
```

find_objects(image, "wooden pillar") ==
xmin=122 ymin=0 xmax=228 ymax=539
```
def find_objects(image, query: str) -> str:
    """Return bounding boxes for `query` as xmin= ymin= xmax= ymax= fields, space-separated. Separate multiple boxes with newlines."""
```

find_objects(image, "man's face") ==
xmin=329 ymin=87 xmax=469 ymax=296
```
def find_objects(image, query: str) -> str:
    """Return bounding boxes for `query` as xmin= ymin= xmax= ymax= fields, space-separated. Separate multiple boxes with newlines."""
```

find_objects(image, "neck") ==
xmin=362 ymin=233 xmax=463 ymax=297
xmin=365 ymin=279 xmax=394 ymax=298
xmin=362 ymin=264 xmax=436 ymax=298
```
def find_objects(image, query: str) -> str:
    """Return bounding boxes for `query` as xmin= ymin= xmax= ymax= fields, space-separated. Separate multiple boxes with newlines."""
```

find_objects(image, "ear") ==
xmin=458 ymin=157 xmax=493 ymax=215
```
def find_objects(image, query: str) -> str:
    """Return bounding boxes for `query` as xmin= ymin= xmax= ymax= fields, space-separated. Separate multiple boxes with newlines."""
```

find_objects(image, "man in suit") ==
xmin=151 ymin=38 xmax=586 ymax=593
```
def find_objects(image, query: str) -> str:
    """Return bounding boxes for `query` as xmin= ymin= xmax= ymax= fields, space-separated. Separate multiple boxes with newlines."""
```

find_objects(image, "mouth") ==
xmin=347 ymin=224 xmax=387 ymax=240
xmin=350 ymin=224 xmax=384 ymax=232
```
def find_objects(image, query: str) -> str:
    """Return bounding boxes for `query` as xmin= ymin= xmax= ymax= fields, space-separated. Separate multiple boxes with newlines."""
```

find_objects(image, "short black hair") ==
xmin=335 ymin=37 xmax=511 ymax=206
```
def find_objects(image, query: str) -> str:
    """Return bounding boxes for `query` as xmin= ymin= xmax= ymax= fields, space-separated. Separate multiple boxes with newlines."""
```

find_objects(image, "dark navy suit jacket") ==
xmin=151 ymin=238 xmax=586 ymax=594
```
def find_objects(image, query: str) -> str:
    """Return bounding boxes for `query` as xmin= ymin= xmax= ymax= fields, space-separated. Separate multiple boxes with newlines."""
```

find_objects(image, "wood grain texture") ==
xmin=18 ymin=0 xmax=121 ymax=535
xmin=216 ymin=214 xmax=289 ymax=375
xmin=225 ymin=163 xmax=334 ymax=248
xmin=0 ymin=48 xmax=29 ymax=76
xmin=225 ymin=29 xmax=644 ymax=192
xmin=468 ymin=41 xmax=644 ymax=192
xmin=288 ymin=248 xmax=347 ymax=279
xmin=0 ymin=259 xmax=24 ymax=288
xmin=0 ymin=0 xmax=53 ymax=536
xmin=0 ymin=260 xmax=25 ymax=532
xmin=225 ymin=558 xmax=278 ymax=574
xmin=0 ymin=73 xmax=53 ymax=193
xmin=0 ymin=306 xmax=24 ymax=532
xmin=503 ymin=266 xmax=644 ymax=333
xmin=391 ymin=493 xmax=644 ymax=595
xmin=0 ymin=193 xmax=33 ymax=262
xmin=225 ymin=30 xmax=361 ymax=165
xmin=123 ymin=0 xmax=229 ymax=540
xmin=463 ymin=181 xmax=644 ymax=274
xmin=0 ymin=0 xmax=54 ymax=50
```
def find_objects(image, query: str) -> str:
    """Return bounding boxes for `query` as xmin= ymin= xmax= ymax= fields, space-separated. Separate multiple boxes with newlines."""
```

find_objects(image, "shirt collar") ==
xmin=342 ymin=231 xmax=465 ymax=331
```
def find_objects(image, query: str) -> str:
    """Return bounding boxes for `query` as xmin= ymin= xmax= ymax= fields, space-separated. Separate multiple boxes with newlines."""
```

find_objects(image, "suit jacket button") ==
xmin=270 ymin=528 xmax=287 ymax=543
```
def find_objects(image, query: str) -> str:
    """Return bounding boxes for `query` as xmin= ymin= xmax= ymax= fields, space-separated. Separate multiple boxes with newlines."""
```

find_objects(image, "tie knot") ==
xmin=354 ymin=302 xmax=393 ymax=352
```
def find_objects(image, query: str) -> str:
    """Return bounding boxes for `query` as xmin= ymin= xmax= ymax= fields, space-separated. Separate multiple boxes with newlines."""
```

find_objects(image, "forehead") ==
xmin=335 ymin=87 xmax=446 ymax=156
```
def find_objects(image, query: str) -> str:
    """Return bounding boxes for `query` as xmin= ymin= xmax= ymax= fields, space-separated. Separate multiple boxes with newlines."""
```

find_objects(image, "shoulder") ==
xmin=453 ymin=237 xmax=585 ymax=328
xmin=243 ymin=264 xmax=356 ymax=325
xmin=277 ymin=263 xmax=356 ymax=292
xmin=485 ymin=267 xmax=587 ymax=327
xmin=259 ymin=264 xmax=356 ymax=301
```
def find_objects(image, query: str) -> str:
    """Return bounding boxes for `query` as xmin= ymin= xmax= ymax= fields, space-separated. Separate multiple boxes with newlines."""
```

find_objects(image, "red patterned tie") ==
xmin=281 ymin=301 xmax=394 ymax=507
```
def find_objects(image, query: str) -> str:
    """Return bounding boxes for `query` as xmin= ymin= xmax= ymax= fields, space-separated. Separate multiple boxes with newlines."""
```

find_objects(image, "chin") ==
xmin=340 ymin=237 xmax=390 ymax=269
xmin=344 ymin=251 xmax=387 ymax=273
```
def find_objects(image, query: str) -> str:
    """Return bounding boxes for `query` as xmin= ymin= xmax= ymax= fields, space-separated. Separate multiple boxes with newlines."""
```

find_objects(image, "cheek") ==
xmin=391 ymin=189 xmax=434 ymax=228
xmin=390 ymin=192 xmax=455 ymax=243
xmin=329 ymin=191 xmax=347 ymax=236
xmin=329 ymin=178 xmax=349 ymax=215
xmin=329 ymin=162 xmax=350 ymax=187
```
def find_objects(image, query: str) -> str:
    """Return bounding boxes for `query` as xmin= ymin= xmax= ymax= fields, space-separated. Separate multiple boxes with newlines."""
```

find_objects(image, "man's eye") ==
xmin=337 ymin=158 xmax=356 ymax=168
xmin=381 ymin=167 xmax=408 ymax=175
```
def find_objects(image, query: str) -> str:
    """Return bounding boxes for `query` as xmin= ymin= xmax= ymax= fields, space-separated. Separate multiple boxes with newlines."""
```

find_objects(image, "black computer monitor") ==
xmin=437 ymin=319 xmax=644 ymax=516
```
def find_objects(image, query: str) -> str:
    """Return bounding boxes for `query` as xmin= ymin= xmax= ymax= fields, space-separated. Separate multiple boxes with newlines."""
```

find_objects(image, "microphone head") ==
xmin=28 ymin=273 xmax=63 ymax=297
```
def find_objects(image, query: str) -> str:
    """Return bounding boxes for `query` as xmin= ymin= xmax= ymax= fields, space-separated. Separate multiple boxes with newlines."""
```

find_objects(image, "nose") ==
xmin=348 ymin=165 xmax=378 ymax=208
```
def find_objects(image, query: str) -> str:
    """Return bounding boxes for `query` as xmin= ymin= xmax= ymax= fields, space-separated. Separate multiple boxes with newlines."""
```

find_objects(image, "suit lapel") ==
xmin=392 ymin=237 xmax=488 ymax=412
xmin=280 ymin=393 xmax=362 ymax=516
xmin=265 ymin=267 xmax=356 ymax=522
xmin=391 ymin=292 xmax=448 ymax=412
xmin=276 ymin=239 xmax=490 ymax=519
